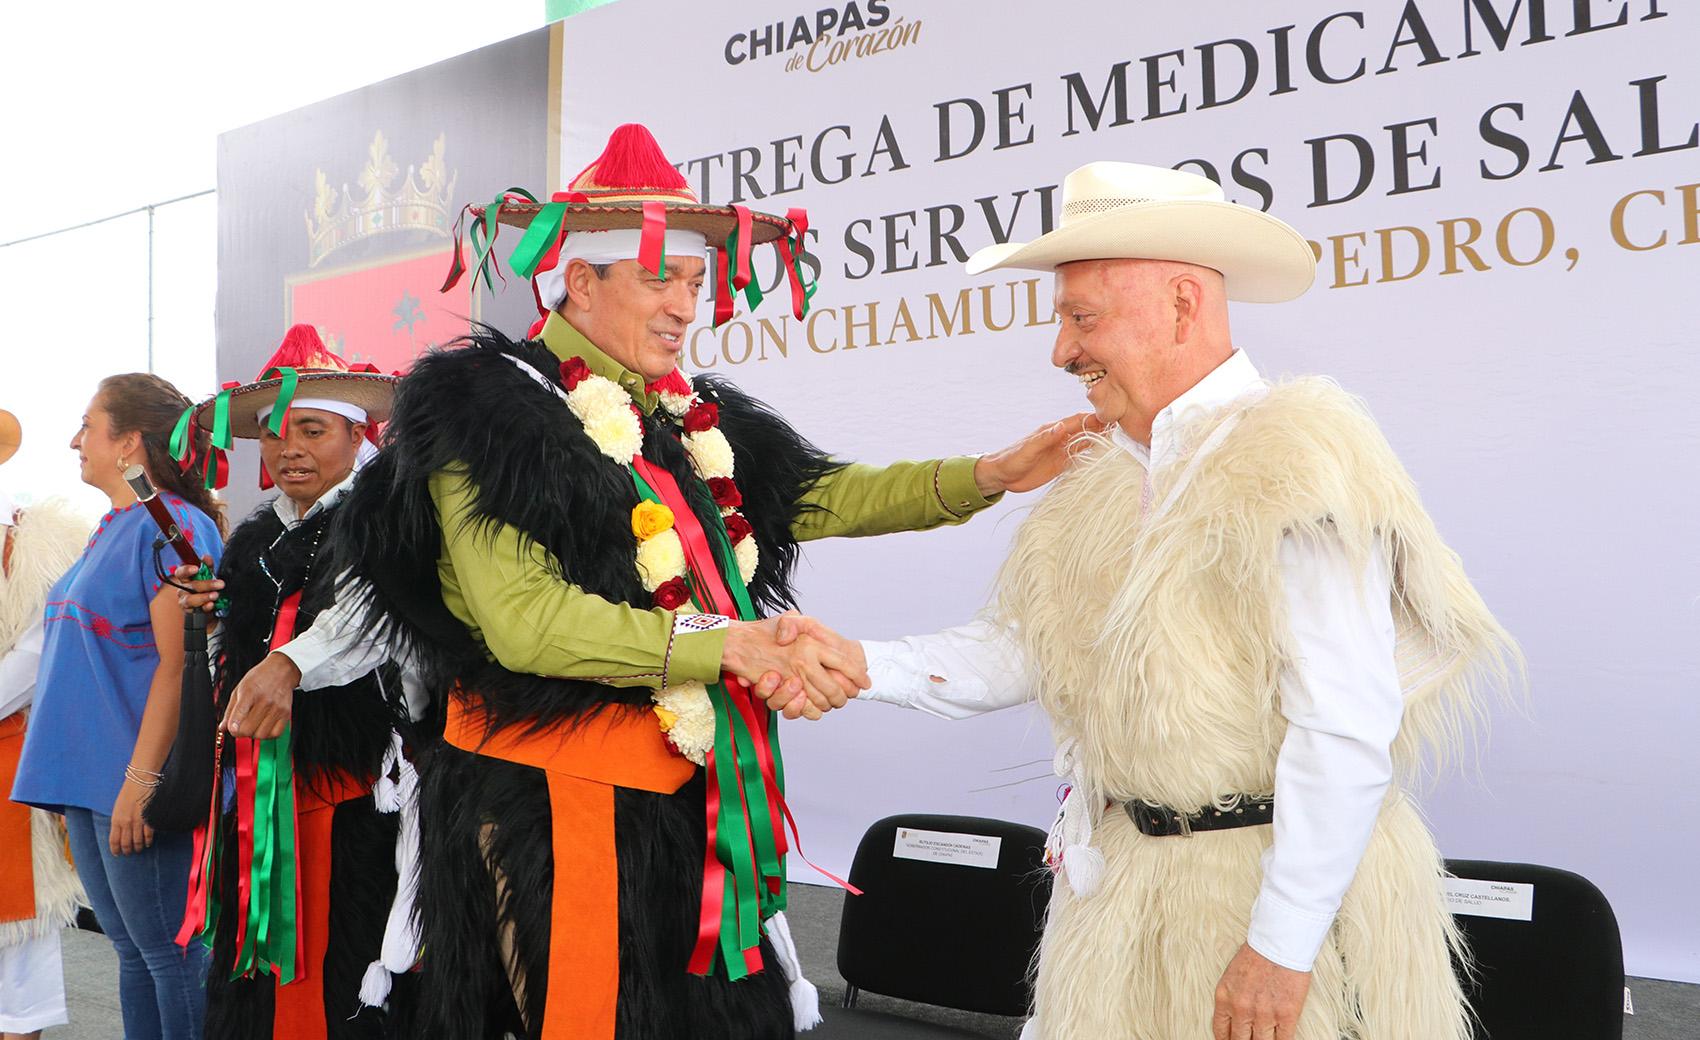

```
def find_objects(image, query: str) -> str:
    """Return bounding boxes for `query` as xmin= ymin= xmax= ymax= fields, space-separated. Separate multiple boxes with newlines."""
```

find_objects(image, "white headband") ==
xmin=535 ymin=228 xmax=710 ymax=311
xmin=255 ymin=397 xmax=370 ymax=427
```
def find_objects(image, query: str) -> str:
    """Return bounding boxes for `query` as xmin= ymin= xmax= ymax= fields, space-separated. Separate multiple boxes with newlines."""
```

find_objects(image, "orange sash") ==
xmin=443 ymin=695 xmax=695 ymax=1040
xmin=270 ymin=769 xmax=374 ymax=1038
xmin=0 ymin=713 xmax=33 ymax=923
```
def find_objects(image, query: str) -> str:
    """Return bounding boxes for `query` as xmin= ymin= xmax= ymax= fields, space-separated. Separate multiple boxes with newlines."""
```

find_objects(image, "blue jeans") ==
xmin=64 ymin=807 xmax=206 ymax=1040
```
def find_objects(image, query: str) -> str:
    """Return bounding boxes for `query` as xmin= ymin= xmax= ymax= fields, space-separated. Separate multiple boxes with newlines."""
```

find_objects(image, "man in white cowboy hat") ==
xmin=763 ymin=161 xmax=1519 ymax=1040
xmin=320 ymin=122 xmax=1089 ymax=1040
xmin=156 ymin=327 xmax=415 ymax=1040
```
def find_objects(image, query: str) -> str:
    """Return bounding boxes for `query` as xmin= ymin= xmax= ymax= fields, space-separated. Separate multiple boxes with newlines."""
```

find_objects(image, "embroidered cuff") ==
xmin=665 ymin=613 xmax=732 ymax=687
xmin=934 ymin=456 xmax=998 ymax=521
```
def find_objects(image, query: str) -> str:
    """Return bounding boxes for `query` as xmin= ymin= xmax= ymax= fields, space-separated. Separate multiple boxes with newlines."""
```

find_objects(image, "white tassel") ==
xmin=788 ymin=977 xmax=822 ymax=1031
xmin=1044 ymin=739 xmax=1103 ymax=898
xmin=764 ymin=911 xmax=823 ymax=1031
xmin=357 ymin=960 xmax=391 ymax=1008
xmin=1063 ymin=844 xmax=1104 ymax=897
xmin=356 ymin=732 xmax=422 ymax=1012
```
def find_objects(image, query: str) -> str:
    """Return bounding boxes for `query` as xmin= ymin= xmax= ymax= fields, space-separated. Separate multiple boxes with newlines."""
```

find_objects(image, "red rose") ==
xmin=653 ymin=576 xmax=692 ymax=611
xmin=559 ymin=357 xmax=591 ymax=391
xmin=683 ymin=401 xmax=719 ymax=434
xmin=707 ymin=478 xmax=742 ymax=509
xmin=723 ymin=513 xmax=754 ymax=545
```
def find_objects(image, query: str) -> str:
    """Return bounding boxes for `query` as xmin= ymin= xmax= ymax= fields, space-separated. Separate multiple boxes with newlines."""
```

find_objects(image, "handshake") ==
xmin=722 ymin=612 xmax=864 ymax=721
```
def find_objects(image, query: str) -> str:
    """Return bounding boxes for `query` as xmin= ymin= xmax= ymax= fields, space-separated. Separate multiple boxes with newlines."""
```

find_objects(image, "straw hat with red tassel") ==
xmin=446 ymin=123 xmax=817 ymax=334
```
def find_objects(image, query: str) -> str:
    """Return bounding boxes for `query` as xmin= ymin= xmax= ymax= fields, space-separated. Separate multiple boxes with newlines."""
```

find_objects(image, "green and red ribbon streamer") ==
xmin=713 ymin=243 xmax=737 ymax=328
xmin=442 ymin=187 xmax=539 ymax=296
xmin=169 ymin=405 xmax=199 ymax=476
xmin=730 ymin=205 xmax=755 ymax=291
xmin=179 ymin=591 xmax=307 ymax=984
xmin=258 ymin=367 xmax=300 ymax=438
xmin=628 ymin=456 xmax=856 ymax=981
xmin=776 ymin=208 xmax=817 ymax=321
xmin=508 ymin=201 xmax=569 ymax=281
xmin=639 ymin=201 xmax=668 ymax=279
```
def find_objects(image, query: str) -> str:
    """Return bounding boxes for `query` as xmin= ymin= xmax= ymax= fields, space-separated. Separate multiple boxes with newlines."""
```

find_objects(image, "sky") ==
xmin=0 ymin=0 xmax=543 ymax=515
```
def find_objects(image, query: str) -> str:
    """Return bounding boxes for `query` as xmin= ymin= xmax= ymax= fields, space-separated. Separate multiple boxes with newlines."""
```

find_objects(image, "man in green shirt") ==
xmin=331 ymin=124 xmax=1090 ymax=1040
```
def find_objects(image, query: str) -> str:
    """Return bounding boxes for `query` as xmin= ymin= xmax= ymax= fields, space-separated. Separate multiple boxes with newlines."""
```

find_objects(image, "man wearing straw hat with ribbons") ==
xmin=329 ymin=123 xmax=1090 ymax=1040
xmin=155 ymin=326 xmax=413 ymax=1040
xmin=767 ymin=161 xmax=1521 ymax=1040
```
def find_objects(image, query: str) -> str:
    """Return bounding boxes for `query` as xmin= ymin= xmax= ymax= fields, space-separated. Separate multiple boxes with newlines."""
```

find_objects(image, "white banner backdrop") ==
xmin=560 ymin=0 xmax=1699 ymax=981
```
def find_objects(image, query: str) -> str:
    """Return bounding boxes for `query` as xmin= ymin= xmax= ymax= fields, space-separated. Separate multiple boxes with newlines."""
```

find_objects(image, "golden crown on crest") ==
xmin=305 ymin=131 xmax=458 ymax=267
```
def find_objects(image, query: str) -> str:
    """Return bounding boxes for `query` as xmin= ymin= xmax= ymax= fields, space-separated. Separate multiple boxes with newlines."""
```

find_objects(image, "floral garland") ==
xmin=560 ymin=358 xmax=760 ymax=766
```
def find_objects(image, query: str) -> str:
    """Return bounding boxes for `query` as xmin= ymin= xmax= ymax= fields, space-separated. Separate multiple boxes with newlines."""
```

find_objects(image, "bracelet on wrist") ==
xmin=123 ymin=764 xmax=163 ymax=789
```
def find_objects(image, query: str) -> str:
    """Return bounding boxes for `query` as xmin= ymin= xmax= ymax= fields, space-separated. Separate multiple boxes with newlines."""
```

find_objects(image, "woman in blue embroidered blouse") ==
xmin=12 ymin=374 xmax=225 ymax=1040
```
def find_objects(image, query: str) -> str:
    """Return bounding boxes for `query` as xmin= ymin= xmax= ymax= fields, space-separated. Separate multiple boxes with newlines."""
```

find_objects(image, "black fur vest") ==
xmin=217 ymin=502 xmax=402 ymax=796
xmin=330 ymin=327 xmax=842 ymax=737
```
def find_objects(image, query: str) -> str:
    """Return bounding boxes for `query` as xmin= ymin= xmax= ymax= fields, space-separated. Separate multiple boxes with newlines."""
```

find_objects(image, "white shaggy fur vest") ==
xmin=997 ymin=379 xmax=1517 ymax=1040
xmin=1 ymin=498 xmax=91 ymax=945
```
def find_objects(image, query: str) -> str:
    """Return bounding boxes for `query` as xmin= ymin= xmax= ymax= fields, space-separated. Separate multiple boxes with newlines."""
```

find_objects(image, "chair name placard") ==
xmin=1443 ymin=878 xmax=1535 ymax=921
xmin=891 ymin=828 xmax=1002 ymax=870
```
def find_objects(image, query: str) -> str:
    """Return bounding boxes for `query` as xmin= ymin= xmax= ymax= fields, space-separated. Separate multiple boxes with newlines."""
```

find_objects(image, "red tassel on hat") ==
xmin=571 ymin=124 xmax=689 ymax=191
xmin=271 ymin=325 xmax=329 ymax=369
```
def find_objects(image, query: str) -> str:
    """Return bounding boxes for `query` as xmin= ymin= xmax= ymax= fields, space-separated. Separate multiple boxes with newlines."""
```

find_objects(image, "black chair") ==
xmin=809 ymin=814 xmax=1050 ymax=1038
xmin=1446 ymin=859 xmax=1624 ymax=1040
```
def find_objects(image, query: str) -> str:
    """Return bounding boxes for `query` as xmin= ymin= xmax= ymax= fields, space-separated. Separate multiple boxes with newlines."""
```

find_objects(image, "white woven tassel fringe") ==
xmin=357 ymin=732 xmax=422 ymax=1010
xmin=1044 ymin=738 xmax=1103 ymax=897
xmin=764 ymin=910 xmax=822 ymax=1031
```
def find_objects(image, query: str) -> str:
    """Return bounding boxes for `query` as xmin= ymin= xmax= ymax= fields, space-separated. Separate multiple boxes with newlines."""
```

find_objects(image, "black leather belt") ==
xmin=1123 ymin=797 xmax=1275 ymax=837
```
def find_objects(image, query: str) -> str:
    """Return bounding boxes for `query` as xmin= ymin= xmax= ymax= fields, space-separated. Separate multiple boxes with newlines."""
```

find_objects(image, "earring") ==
xmin=116 ymin=456 xmax=128 ymax=472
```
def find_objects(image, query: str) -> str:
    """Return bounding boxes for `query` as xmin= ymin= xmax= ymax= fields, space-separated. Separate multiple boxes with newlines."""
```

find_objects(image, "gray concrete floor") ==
xmin=40 ymin=885 xmax=1698 ymax=1038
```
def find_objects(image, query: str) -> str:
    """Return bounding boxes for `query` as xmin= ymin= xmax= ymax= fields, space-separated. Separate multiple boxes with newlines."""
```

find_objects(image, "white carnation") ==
xmin=655 ymin=681 xmax=716 ymax=766
xmin=634 ymin=529 xmax=686 ymax=590
xmin=734 ymin=534 xmax=759 ymax=584
xmin=659 ymin=390 xmax=696 ymax=418
xmin=566 ymin=375 xmax=631 ymax=422
xmin=581 ymin=409 xmax=643 ymax=464
xmin=684 ymin=427 xmax=735 ymax=479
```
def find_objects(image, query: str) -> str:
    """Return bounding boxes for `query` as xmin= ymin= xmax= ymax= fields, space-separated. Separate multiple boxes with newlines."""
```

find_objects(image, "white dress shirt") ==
xmin=860 ymin=351 xmax=1404 ymax=973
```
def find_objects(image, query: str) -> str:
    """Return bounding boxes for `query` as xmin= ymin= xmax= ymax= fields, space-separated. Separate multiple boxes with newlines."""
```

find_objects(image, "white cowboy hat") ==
xmin=965 ymin=162 xmax=1317 ymax=303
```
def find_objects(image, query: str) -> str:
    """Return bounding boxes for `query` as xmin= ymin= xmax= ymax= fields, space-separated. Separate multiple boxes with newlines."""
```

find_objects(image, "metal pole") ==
xmin=0 ymin=188 xmax=213 ymax=250
xmin=146 ymin=204 xmax=155 ymax=373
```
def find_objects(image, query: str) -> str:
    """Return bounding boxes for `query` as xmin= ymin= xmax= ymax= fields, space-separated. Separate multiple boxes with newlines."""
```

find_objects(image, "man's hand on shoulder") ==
xmin=972 ymin=412 xmax=1106 ymax=496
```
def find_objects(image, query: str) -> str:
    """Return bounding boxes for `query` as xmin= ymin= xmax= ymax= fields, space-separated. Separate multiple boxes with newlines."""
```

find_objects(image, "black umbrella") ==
xmin=124 ymin=465 xmax=222 ymax=832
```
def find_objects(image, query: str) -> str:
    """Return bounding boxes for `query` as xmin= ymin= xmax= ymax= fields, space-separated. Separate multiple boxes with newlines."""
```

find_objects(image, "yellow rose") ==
xmin=631 ymin=501 xmax=675 ymax=541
